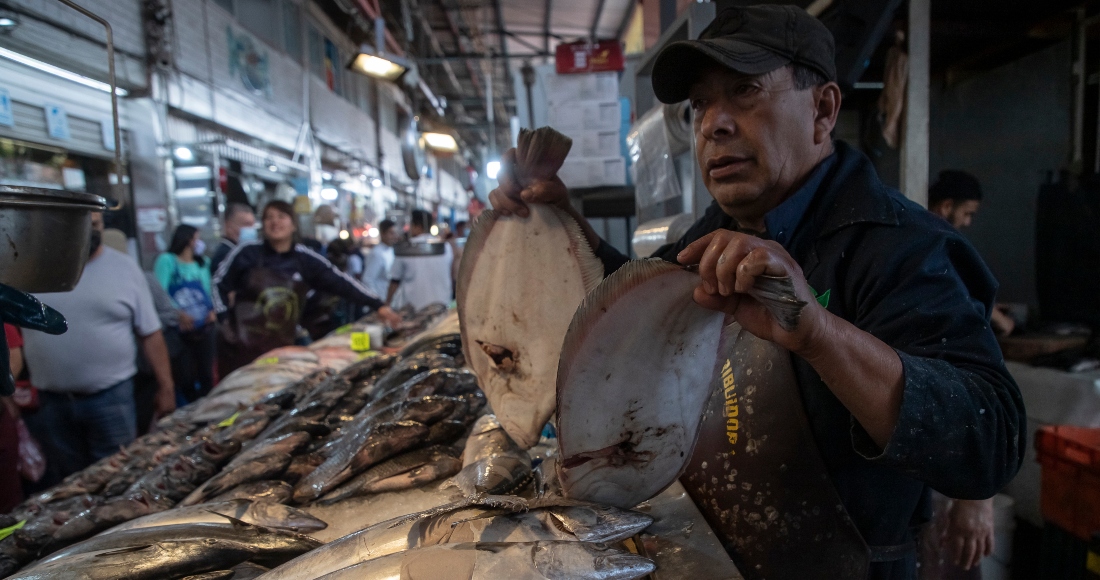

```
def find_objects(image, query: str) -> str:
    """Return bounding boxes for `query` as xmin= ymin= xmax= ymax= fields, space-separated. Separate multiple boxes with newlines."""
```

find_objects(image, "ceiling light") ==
xmin=173 ymin=146 xmax=194 ymax=162
xmin=422 ymin=132 xmax=459 ymax=153
xmin=321 ymin=187 xmax=339 ymax=201
xmin=268 ymin=163 xmax=278 ymax=172
xmin=0 ymin=46 xmax=127 ymax=95
xmin=0 ymin=16 xmax=19 ymax=31
xmin=367 ymin=227 xmax=379 ymax=238
xmin=371 ymin=177 xmax=383 ymax=188
xmin=339 ymin=229 xmax=350 ymax=240
xmin=486 ymin=161 xmax=501 ymax=180
xmin=349 ymin=52 xmax=408 ymax=82
xmin=322 ymin=171 xmax=333 ymax=180
xmin=429 ymin=225 xmax=439 ymax=236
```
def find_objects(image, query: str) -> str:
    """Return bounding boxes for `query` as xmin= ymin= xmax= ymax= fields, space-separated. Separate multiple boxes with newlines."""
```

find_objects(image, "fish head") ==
xmin=244 ymin=502 xmax=328 ymax=532
xmin=532 ymin=541 xmax=656 ymax=580
xmin=547 ymin=505 xmax=653 ymax=544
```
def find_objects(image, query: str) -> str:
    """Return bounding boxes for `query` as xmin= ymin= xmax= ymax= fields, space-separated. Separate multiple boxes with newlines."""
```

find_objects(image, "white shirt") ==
xmin=362 ymin=244 xmax=395 ymax=300
xmin=390 ymin=235 xmax=453 ymax=310
xmin=23 ymin=247 xmax=162 ymax=393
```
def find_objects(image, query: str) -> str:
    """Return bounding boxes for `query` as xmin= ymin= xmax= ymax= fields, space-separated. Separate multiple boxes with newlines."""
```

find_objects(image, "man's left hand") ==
xmin=944 ymin=498 xmax=995 ymax=571
xmin=677 ymin=229 xmax=827 ymax=355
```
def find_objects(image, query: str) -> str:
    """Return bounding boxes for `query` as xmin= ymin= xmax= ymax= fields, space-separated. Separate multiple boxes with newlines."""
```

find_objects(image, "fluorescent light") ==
xmin=0 ymin=17 xmax=18 ymax=29
xmin=321 ymin=187 xmax=339 ymax=201
xmin=0 ymin=46 xmax=127 ymax=96
xmin=349 ymin=53 xmax=407 ymax=81
xmin=486 ymin=161 xmax=501 ymax=180
xmin=173 ymin=146 xmax=194 ymax=161
xmin=422 ymin=132 xmax=459 ymax=153
xmin=371 ymin=178 xmax=383 ymax=188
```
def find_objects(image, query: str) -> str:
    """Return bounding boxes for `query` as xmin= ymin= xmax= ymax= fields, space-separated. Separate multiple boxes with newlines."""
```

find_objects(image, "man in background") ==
xmin=21 ymin=212 xmax=175 ymax=482
xmin=363 ymin=219 xmax=398 ymax=299
xmin=210 ymin=203 xmax=256 ymax=275
xmin=928 ymin=170 xmax=1015 ymax=336
xmin=388 ymin=210 xmax=453 ymax=310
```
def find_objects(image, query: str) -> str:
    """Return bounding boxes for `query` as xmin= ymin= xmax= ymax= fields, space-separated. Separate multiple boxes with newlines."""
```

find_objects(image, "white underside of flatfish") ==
xmin=457 ymin=205 xmax=602 ymax=449
xmin=556 ymin=259 xmax=725 ymax=509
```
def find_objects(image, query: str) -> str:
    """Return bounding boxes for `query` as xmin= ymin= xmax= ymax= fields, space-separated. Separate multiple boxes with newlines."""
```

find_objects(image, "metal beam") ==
xmin=900 ymin=0 xmax=929 ymax=207
xmin=616 ymin=0 xmax=637 ymax=40
xmin=418 ymin=52 xmax=552 ymax=63
xmin=590 ymin=0 xmax=607 ymax=39
xmin=544 ymin=0 xmax=553 ymax=52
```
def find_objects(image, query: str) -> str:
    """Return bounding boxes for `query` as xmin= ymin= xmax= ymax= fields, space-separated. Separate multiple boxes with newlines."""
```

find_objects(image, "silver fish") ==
xmin=7 ymin=539 xmax=258 ymax=580
xmin=259 ymin=499 xmax=649 ymax=579
xmin=314 ymin=541 xmax=655 ymax=580
xmin=33 ymin=518 xmax=320 ymax=569
xmin=317 ymin=446 xmax=460 ymax=505
xmin=452 ymin=415 xmax=532 ymax=497
xmin=103 ymin=500 xmax=326 ymax=534
xmin=182 ymin=432 xmax=311 ymax=506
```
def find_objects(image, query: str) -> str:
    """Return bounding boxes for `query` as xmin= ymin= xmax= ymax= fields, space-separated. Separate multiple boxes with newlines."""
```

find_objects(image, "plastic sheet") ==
xmin=627 ymin=105 xmax=685 ymax=211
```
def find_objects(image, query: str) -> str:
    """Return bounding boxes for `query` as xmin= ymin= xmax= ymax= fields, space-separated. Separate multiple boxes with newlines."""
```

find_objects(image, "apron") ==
xmin=682 ymin=320 xmax=904 ymax=579
xmin=218 ymin=264 xmax=309 ymax=374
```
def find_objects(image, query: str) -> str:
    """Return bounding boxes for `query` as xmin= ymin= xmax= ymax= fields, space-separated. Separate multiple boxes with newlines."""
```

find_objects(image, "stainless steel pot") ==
xmin=0 ymin=186 xmax=107 ymax=293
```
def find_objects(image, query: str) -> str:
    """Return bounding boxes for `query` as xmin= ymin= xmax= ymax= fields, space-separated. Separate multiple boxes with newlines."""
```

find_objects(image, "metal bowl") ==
xmin=0 ymin=185 xmax=108 ymax=293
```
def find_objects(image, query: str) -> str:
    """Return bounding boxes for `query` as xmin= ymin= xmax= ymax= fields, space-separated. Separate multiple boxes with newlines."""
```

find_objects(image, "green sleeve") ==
xmin=153 ymin=253 xmax=176 ymax=294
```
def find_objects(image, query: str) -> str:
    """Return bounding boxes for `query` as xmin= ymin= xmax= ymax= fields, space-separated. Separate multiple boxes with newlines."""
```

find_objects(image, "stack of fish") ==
xmin=0 ymin=308 xmax=494 ymax=577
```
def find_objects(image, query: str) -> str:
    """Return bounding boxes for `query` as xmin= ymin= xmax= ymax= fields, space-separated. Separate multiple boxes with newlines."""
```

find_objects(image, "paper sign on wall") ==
xmin=137 ymin=207 xmax=168 ymax=233
xmin=44 ymin=104 xmax=70 ymax=140
xmin=0 ymin=88 xmax=13 ymax=128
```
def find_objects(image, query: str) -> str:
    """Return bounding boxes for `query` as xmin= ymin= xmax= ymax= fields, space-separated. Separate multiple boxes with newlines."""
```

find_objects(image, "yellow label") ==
xmin=722 ymin=359 xmax=739 ymax=452
xmin=334 ymin=324 xmax=354 ymax=335
xmin=350 ymin=332 xmax=371 ymax=352
xmin=217 ymin=411 xmax=241 ymax=428
xmin=1088 ymin=551 xmax=1100 ymax=574
xmin=0 ymin=520 xmax=26 ymax=541
xmin=255 ymin=356 xmax=280 ymax=366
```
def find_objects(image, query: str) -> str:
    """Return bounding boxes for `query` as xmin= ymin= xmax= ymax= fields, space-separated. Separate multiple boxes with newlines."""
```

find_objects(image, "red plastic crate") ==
xmin=1037 ymin=425 xmax=1100 ymax=541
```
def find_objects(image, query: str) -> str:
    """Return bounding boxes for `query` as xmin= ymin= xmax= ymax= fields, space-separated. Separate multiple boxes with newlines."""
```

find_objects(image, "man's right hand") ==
xmin=178 ymin=311 xmax=194 ymax=332
xmin=944 ymin=497 xmax=995 ymax=570
xmin=488 ymin=149 xmax=571 ymax=218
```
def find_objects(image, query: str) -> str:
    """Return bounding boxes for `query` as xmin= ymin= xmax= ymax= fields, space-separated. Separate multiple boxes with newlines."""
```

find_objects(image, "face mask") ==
xmin=238 ymin=226 xmax=258 ymax=243
xmin=193 ymin=239 xmax=206 ymax=256
xmin=88 ymin=229 xmax=102 ymax=257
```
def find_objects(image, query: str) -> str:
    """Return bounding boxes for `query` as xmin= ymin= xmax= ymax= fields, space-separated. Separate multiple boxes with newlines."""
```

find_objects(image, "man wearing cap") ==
xmin=491 ymin=5 xmax=1024 ymax=579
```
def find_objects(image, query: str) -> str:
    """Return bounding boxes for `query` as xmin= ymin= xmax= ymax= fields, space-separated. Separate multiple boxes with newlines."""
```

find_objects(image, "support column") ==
xmin=900 ymin=0 xmax=929 ymax=207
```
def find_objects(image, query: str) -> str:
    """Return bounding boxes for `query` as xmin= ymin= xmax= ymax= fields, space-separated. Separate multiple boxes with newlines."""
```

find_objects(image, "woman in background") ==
xmin=213 ymin=201 xmax=401 ymax=375
xmin=154 ymin=225 xmax=216 ymax=402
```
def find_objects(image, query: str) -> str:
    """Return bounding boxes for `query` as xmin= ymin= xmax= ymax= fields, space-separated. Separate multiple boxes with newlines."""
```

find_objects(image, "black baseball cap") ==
xmin=652 ymin=5 xmax=836 ymax=104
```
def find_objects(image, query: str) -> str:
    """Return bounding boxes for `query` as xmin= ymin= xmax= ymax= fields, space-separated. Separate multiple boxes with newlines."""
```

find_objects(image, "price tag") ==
xmin=350 ymin=332 xmax=371 ymax=352
xmin=255 ymin=357 xmax=280 ymax=366
xmin=0 ymin=520 xmax=25 ymax=541
xmin=217 ymin=411 xmax=241 ymax=428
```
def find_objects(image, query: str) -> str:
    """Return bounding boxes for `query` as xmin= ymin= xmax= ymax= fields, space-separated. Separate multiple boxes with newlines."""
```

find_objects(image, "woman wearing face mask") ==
xmin=213 ymin=201 xmax=402 ymax=376
xmin=154 ymin=225 xmax=217 ymax=402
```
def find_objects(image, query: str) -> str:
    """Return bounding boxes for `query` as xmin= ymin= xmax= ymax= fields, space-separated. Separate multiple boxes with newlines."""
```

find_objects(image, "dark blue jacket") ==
xmin=595 ymin=141 xmax=1026 ymax=580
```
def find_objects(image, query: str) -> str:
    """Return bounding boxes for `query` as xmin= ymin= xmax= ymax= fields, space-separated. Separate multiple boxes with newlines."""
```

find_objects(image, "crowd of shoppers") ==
xmin=7 ymin=201 xmax=457 ymax=493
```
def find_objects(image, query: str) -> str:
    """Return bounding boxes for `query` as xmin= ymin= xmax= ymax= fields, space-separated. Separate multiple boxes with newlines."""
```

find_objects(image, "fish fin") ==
xmin=94 ymin=544 xmax=153 ymax=557
xmin=551 ymin=206 xmax=605 ymax=292
xmin=557 ymin=258 xmax=683 ymax=412
xmin=204 ymin=510 xmax=254 ymax=528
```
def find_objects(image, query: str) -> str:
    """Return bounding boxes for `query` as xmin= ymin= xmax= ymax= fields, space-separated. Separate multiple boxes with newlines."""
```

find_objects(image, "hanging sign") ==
xmin=555 ymin=40 xmax=624 ymax=74
xmin=0 ymin=88 xmax=13 ymax=128
xmin=44 ymin=104 xmax=70 ymax=140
